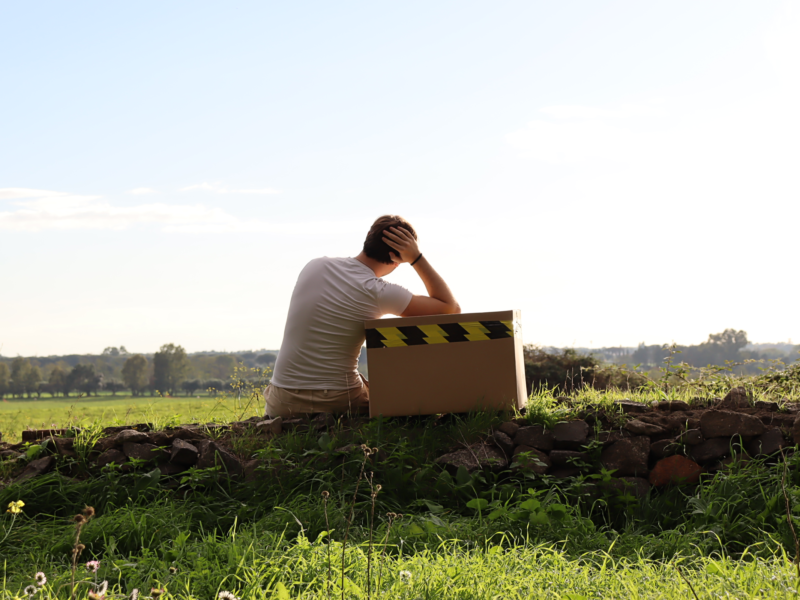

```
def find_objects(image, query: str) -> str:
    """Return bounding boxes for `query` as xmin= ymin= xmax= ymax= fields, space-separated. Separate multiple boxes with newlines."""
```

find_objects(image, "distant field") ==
xmin=0 ymin=394 xmax=265 ymax=443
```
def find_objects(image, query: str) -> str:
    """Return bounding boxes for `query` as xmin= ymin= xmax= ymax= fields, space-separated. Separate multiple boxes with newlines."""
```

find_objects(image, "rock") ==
xmin=746 ymin=428 xmax=787 ymax=457
xmin=654 ymin=401 xmax=691 ymax=412
xmin=649 ymin=455 xmax=702 ymax=486
xmin=14 ymin=456 xmax=55 ymax=482
xmin=650 ymin=439 xmax=679 ymax=458
xmin=170 ymin=438 xmax=199 ymax=465
xmin=496 ymin=421 xmax=520 ymax=439
xmin=690 ymin=437 xmax=732 ymax=463
xmin=116 ymin=429 xmax=150 ymax=444
xmin=122 ymin=442 xmax=162 ymax=462
xmin=148 ymin=431 xmax=173 ymax=446
xmin=601 ymin=436 xmax=650 ymax=477
xmin=721 ymin=387 xmax=751 ymax=409
xmin=514 ymin=425 xmax=554 ymax=451
xmin=435 ymin=444 xmax=508 ymax=473
xmin=552 ymin=420 xmax=589 ymax=449
xmin=491 ymin=431 xmax=515 ymax=459
xmin=170 ymin=427 xmax=208 ymax=442
xmin=549 ymin=450 xmax=588 ymax=467
xmin=550 ymin=467 xmax=582 ymax=479
xmin=243 ymin=459 xmax=264 ymax=482
xmin=52 ymin=437 xmax=77 ymax=458
xmin=93 ymin=437 xmax=118 ymax=453
xmin=614 ymin=400 xmax=647 ymax=414
xmin=597 ymin=431 xmax=623 ymax=446
xmin=256 ymin=417 xmax=283 ymax=436
xmin=678 ymin=429 xmax=704 ymax=446
xmin=0 ymin=449 xmax=22 ymax=460
xmin=755 ymin=401 xmax=779 ymax=412
xmin=511 ymin=445 xmax=551 ymax=474
xmin=793 ymin=413 xmax=800 ymax=446
xmin=311 ymin=413 xmax=336 ymax=431
xmin=21 ymin=428 xmax=71 ymax=443
xmin=197 ymin=441 xmax=244 ymax=476
xmin=158 ymin=462 xmax=188 ymax=477
xmin=96 ymin=448 xmax=127 ymax=468
xmin=700 ymin=410 xmax=765 ymax=438
xmin=625 ymin=419 xmax=665 ymax=436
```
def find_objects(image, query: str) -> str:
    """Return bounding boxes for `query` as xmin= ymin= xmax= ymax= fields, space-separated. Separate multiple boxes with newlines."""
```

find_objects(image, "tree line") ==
xmin=0 ymin=344 xmax=275 ymax=399
xmin=631 ymin=328 xmax=796 ymax=372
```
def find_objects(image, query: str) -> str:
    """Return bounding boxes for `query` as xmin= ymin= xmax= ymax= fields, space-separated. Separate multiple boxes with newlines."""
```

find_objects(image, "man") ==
xmin=265 ymin=214 xmax=460 ymax=417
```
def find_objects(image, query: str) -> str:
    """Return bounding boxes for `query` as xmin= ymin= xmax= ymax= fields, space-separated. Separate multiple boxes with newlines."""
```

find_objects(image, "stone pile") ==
xmin=2 ymin=388 xmax=797 ymax=499
xmin=435 ymin=388 xmax=797 ymax=497
xmin=3 ymin=416 xmax=295 ymax=484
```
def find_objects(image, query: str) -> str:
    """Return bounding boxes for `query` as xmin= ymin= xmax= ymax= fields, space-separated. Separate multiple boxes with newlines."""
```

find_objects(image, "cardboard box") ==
xmin=364 ymin=310 xmax=526 ymax=417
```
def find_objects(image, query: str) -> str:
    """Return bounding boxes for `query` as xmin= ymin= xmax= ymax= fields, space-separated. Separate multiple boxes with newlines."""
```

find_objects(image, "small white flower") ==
xmin=34 ymin=573 xmax=47 ymax=587
xmin=218 ymin=592 xmax=240 ymax=600
xmin=399 ymin=570 xmax=412 ymax=584
xmin=130 ymin=590 xmax=139 ymax=600
xmin=24 ymin=585 xmax=38 ymax=597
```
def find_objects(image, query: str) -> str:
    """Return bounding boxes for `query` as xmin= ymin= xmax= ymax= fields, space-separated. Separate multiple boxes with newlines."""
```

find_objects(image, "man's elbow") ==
xmin=447 ymin=302 xmax=461 ymax=315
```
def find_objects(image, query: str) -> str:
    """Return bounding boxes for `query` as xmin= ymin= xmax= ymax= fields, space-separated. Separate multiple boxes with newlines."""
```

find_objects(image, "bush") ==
xmin=523 ymin=346 xmax=599 ymax=393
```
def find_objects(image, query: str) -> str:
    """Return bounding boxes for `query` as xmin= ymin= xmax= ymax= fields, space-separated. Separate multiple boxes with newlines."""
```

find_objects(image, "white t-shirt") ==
xmin=271 ymin=257 xmax=413 ymax=390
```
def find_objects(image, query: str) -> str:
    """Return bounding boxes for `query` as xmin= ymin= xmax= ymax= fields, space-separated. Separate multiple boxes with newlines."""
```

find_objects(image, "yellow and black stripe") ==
xmin=366 ymin=320 xmax=514 ymax=349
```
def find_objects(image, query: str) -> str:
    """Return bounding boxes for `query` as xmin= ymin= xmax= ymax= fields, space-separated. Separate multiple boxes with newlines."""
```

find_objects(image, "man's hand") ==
xmin=383 ymin=226 xmax=420 ymax=264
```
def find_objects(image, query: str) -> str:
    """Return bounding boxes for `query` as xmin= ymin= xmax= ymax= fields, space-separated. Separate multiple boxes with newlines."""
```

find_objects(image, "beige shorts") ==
xmin=264 ymin=374 xmax=370 ymax=418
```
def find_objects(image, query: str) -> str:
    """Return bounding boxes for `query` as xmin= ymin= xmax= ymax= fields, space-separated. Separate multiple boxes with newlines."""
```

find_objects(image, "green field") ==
xmin=0 ymin=394 xmax=265 ymax=443
xmin=2 ymin=387 xmax=800 ymax=598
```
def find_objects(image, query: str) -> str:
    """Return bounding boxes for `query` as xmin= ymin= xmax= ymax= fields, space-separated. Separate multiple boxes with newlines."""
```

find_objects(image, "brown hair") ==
xmin=362 ymin=215 xmax=417 ymax=265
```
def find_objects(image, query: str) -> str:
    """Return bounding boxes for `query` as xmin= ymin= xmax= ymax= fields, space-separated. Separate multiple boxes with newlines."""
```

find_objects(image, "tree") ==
xmin=0 ymin=363 xmax=9 ymax=398
xmin=255 ymin=352 xmax=277 ymax=366
xmin=24 ymin=365 xmax=42 ymax=399
xmin=105 ymin=380 xmax=126 ymax=395
xmin=210 ymin=354 xmax=237 ymax=379
xmin=707 ymin=328 xmax=748 ymax=351
xmin=68 ymin=364 xmax=103 ymax=396
xmin=203 ymin=379 xmax=227 ymax=396
xmin=48 ymin=366 xmax=69 ymax=397
xmin=153 ymin=344 xmax=190 ymax=396
xmin=181 ymin=379 xmax=203 ymax=396
xmin=10 ymin=358 xmax=32 ymax=398
xmin=122 ymin=355 xmax=149 ymax=396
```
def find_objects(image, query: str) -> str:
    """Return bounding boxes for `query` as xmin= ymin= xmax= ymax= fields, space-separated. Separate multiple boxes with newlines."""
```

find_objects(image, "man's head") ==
xmin=362 ymin=215 xmax=417 ymax=265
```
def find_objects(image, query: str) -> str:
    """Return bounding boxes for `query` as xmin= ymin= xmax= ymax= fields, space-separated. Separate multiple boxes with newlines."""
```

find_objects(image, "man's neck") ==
xmin=354 ymin=252 xmax=394 ymax=277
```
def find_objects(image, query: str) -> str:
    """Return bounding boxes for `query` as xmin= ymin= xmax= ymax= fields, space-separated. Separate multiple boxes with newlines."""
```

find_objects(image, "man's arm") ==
xmin=383 ymin=227 xmax=461 ymax=317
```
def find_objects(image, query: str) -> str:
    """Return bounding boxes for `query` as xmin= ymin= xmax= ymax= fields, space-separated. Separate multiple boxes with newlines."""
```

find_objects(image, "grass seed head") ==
xmin=82 ymin=506 xmax=96 ymax=519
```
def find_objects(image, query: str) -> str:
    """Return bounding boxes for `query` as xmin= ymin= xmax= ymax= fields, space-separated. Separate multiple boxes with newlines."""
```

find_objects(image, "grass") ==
xmin=0 ymin=395 xmax=264 ymax=443
xmin=2 ymin=385 xmax=800 ymax=598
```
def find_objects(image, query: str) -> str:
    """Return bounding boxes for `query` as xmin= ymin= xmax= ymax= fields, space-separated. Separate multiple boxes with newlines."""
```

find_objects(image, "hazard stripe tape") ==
xmin=365 ymin=320 xmax=515 ymax=349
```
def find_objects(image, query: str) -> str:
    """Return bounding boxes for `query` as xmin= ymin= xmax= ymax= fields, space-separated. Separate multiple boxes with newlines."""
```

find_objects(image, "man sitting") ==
xmin=265 ymin=215 xmax=460 ymax=417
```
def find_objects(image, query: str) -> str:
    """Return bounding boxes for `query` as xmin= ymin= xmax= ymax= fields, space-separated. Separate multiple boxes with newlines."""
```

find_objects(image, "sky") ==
xmin=1 ymin=1 xmax=799 ymax=357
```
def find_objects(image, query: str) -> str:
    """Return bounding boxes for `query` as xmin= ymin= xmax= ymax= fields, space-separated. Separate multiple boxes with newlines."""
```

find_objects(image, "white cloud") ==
xmin=180 ymin=182 xmax=280 ymax=195
xmin=128 ymin=187 xmax=157 ymax=195
xmin=0 ymin=188 xmax=358 ymax=235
